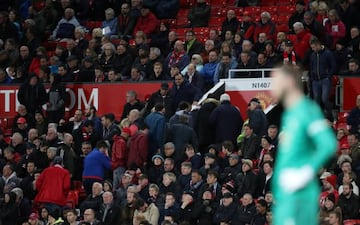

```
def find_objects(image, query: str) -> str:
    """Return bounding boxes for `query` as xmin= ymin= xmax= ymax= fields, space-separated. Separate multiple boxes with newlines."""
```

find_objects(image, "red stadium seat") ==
xmin=277 ymin=23 xmax=290 ymax=33
xmin=276 ymin=0 xmax=295 ymax=5
xmin=260 ymin=6 xmax=277 ymax=14
xmin=193 ymin=27 xmax=210 ymax=36
xmin=277 ymin=15 xmax=291 ymax=24
xmin=260 ymin=0 xmax=277 ymax=6
xmin=277 ymin=5 xmax=296 ymax=15
xmin=343 ymin=219 xmax=360 ymax=225
xmin=208 ymin=17 xmax=223 ymax=27
xmin=85 ymin=21 xmax=102 ymax=30
xmin=211 ymin=7 xmax=227 ymax=17
xmin=179 ymin=0 xmax=191 ymax=8
xmin=245 ymin=6 xmax=261 ymax=16
xmin=161 ymin=19 xmax=177 ymax=29
xmin=211 ymin=0 xmax=227 ymax=7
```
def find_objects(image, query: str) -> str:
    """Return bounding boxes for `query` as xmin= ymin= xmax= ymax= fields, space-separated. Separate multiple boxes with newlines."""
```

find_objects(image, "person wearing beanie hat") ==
xmin=222 ymin=180 xmax=236 ymax=194
xmin=48 ymin=209 xmax=64 ymax=225
xmin=320 ymin=192 xmax=343 ymax=225
xmin=235 ymin=158 xmax=257 ymax=197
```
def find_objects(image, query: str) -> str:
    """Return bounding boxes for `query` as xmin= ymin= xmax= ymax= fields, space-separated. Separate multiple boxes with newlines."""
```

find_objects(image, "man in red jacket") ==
xmin=289 ymin=22 xmax=313 ymax=59
xmin=34 ymin=156 xmax=71 ymax=212
xmin=133 ymin=5 xmax=159 ymax=38
xmin=253 ymin=11 xmax=276 ymax=43
xmin=111 ymin=127 xmax=131 ymax=190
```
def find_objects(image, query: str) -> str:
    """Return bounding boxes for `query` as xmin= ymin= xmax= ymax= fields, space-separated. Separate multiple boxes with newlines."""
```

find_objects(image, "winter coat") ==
xmin=111 ymin=135 xmax=128 ymax=170
xmin=127 ymin=131 xmax=148 ymax=169
xmin=209 ymin=101 xmax=244 ymax=144
xmin=133 ymin=12 xmax=159 ymax=37
xmin=170 ymin=81 xmax=202 ymax=112
xmin=309 ymin=47 xmax=336 ymax=81
xmin=17 ymin=76 xmax=47 ymax=114
xmin=324 ymin=20 xmax=346 ymax=49
xmin=145 ymin=90 xmax=174 ymax=120
xmin=213 ymin=201 xmax=237 ymax=224
xmin=188 ymin=3 xmax=211 ymax=27
xmin=145 ymin=112 xmax=166 ymax=154
xmin=35 ymin=165 xmax=71 ymax=206
xmin=82 ymin=149 xmax=111 ymax=181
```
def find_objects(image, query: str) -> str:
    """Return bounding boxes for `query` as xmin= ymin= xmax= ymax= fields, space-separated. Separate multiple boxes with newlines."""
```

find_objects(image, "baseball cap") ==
xmin=17 ymin=117 xmax=27 ymax=124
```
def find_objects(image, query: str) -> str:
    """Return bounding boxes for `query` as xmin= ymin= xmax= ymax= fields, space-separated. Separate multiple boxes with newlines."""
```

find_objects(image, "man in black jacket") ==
xmin=338 ymin=183 xmax=360 ymax=220
xmin=233 ymin=193 xmax=257 ymax=225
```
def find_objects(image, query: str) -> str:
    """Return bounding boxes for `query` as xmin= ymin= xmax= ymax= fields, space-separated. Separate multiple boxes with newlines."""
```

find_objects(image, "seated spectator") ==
xmin=201 ymin=50 xmax=219 ymax=90
xmin=242 ymin=40 xmax=258 ymax=65
xmin=0 ymin=11 xmax=19 ymax=44
xmin=233 ymin=32 xmax=244 ymax=59
xmin=339 ymin=172 xmax=359 ymax=196
xmin=264 ymin=40 xmax=281 ymax=66
xmin=133 ymin=5 xmax=159 ymax=38
xmin=234 ymin=51 xmax=256 ymax=78
xmin=253 ymin=11 xmax=276 ymax=43
xmin=348 ymin=27 xmax=360 ymax=57
xmin=121 ymin=90 xmax=145 ymax=120
xmin=221 ymin=10 xmax=239 ymax=40
xmin=149 ymin=62 xmax=168 ymax=81
xmin=208 ymin=29 xmax=222 ymax=50
xmin=282 ymin=40 xmax=301 ymax=66
xmin=347 ymin=95 xmax=360 ymax=134
xmin=182 ymin=54 xmax=203 ymax=75
xmin=147 ymin=0 xmax=179 ymax=19
xmin=289 ymin=22 xmax=313 ymax=60
xmin=256 ymin=52 xmax=271 ymax=70
xmin=253 ymin=32 xmax=267 ymax=54
xmin=98 ymin=42 xmax=116 ymax=73
xmin=184 ymin=30 xmax=204 ymax=59
xmin=151 ymin=22 xmax=170 ymax=51
xmin=165 ymin=40 xmax=190 ymax=72
xmin=213 ymin=192 xmax=237 ymax=224
xmin=162 ymin=31 xmax=178 ymax=57
xmin=234 ymin=193 xmax=257 ymax=225
xmin=51 ymin=8 xmax=80 ymax=40
xmin=133 ymin=198 xmax=160 ymax=225
xmin=113 ymin=44 xmax=133 ymax=80
xmin=276 ymin=32 xmax=287 ymax=52
xmin=102 ymin=8 xmax=118 ymax=38
xmin=334 ymin=40 xmax=352 ymax=74
xmin=288 ymin=0 xmax=306 ymax=33
xmin=79 ymin=182 xmax=103 ymax=215
xmin=316 ymin=1 xmax=329 ymax=25
xmin=338 ymin=183 xmax=360 ymax=220
xmin=188 ymin=0 xmax=211 ymax=27
xmin=214 ymin=52 xmax=237 ymax=83
xmin=319 ymin=193 xmax=342 ymax=225
xmin=148 ymin=47 xmax=164 ymax=69
xmin=341 ymin=58 xmax=360 ymax=75
xmin=325 ymin=9 xmax=346 ymax=49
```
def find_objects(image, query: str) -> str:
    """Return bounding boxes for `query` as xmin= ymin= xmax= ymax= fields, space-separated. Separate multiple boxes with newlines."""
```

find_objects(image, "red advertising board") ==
xmin=0 ymin=82 xmax=165 ymax=120
xmin=342 ymin=77 xmax=360 ymax=111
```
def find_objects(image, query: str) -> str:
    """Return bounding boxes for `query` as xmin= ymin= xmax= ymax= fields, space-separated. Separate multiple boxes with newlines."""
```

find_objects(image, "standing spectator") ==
xmin=337 ymin=183 xmax=360 ymax=220
xmin=309 ymin=38 xmax=336 ymax=120
xmin=238 ymin=125 xmax=261 ymax=160
xmin=289 ymin=22 xmax=313 ymax=60
xmin=127 ymin=126 xmax=149 ymax=169
xmin=111 ymin=127 xmax=131 ymax=190
xmin=210 ymin=93 xmax=244 ymax=145
xmin=145 ymin=83 xmax=174 ymax=120
xmin=121 ymin=90 xmax=145 ymax=120
xmin=17 ymin=74 xmax=47 ymax=115
xmin=303 ymin=11 xmax=327 ymax=45
xmin=184 ymin=63 xmax=204 ymax=92
xmin=133 ymin=5 xmax=159 ymax=38
xmin=247 ymin=98 xmax=268 ymax=137
xmin=102 ymin=8 xmax=118 ymax=38
xmin=288 ymin=1 xmax=306 ymax=33
xmin=325 ymin=10 xmax=346 ymax=49
xmin=82 ymin=141 xmax=111 ymax=195
xmin=34 ymin=156 xmax=71 ymax=212
xmin=188 ymin=0 xmax=211 ymax=28
xmin=221 ymin=10 xmax=239 ymax=40
xmin=117 ymin=2 xmax=137 ymax=38
xmin=167 ymin=114 xmax=198 ymax=163
xmin=145 ymin=103 xmax=166 ymax=157
xmin=46 ymin=74 xmax=66 ymax=124
xmin=170 ymin=73 xmax=202 ymax=112
xmin=51 ymin=8 xmax=80 ymax=40
xmin=347 ymin=95 xmax=360 ymax=134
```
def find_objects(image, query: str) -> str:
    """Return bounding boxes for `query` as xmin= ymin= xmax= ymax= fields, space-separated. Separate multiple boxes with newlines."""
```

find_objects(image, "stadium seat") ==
xmin=211 ymin=0 xmax=227 ymax=7
xmin=343 ymin=219 xmax=360 ymax=225
xmin=260 ymin=6 xmax=277 ymax=14
xmin=277 ymin=15 xmax=291 ymax=24
xmin=161 ymin=19 xmax=177 ymax=29
xmin=211 ymin=7 xmax=227 ymax=17
xmin=193 ymin=27 xmax=210 ymax=36
xmin=245 ymin=6 xmax=261 ymax=16
xmin=84 ymin=21 xmax=102 ymax=30
xmin=208 ymin=17 xmax=223 ymax=28
xmin=260 ymin=0 xmax=277 ymax=6
xmin=276 ymin=0 xmax=295 ymax=5
xmin=276 ymin=23 xmax=290 ymax=33
xmin=277 ymin=5 xmax=296 ymax=15
xmin=179 ymin=0 xmax=191 ymax=8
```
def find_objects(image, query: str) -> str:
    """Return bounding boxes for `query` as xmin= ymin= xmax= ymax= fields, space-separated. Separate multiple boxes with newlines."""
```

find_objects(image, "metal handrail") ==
xmin=228 ymin=68 xmax=277 ymax=79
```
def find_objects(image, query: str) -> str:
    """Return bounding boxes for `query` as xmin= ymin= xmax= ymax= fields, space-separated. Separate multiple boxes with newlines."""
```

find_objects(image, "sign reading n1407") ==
xmin=252 ymin=82 xmax=271 ymax=89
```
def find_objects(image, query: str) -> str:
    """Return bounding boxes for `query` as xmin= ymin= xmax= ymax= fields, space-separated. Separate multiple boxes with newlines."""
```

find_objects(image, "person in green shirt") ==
xmin=271 ymin=65 xmax=337 ymax=225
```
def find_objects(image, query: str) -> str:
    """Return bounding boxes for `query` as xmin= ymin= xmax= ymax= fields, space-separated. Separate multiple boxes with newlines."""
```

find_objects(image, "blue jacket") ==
xmin=82 ymin=149 xmax=111 ymax=180
xmin=201 ymin=61 xmax=219 ymax=83
xmin=309 ymin=47 xmax=336 ymax=80
xmin=102 ymin=17 xmax=118 ymax=37
xmin=145 ymin=111 xmax=166 ymax=152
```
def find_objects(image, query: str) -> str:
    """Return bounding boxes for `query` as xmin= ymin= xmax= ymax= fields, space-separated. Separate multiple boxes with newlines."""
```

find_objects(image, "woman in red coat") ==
xmin=325 ymin=9 xmax=346 ymax=49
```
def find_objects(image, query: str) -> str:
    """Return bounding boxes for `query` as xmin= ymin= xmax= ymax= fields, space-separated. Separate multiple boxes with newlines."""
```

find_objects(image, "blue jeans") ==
xmin=312 ymin=78 xmax=332 ymax=114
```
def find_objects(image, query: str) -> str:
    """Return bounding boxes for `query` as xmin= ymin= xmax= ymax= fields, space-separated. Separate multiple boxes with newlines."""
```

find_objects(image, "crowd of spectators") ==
xmin=0 ymin=0 xmax=360 ymax=225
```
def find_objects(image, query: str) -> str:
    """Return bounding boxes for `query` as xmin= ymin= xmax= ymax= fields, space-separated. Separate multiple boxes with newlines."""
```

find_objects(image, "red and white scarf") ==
xmin=283 ymin=51 xmax=297 ymax=65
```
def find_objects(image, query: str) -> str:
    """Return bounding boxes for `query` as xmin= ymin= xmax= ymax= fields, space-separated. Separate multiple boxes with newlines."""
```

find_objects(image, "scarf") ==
xmin=283 ymin=51 xmax=296 ymax=65
xmin=168 ymin=50 xmax=185 ymax=67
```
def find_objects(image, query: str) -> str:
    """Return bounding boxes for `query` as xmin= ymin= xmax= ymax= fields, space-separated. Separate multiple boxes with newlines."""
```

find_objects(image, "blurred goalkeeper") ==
xmin=271 ymin=65 xmax=337 ymax=225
